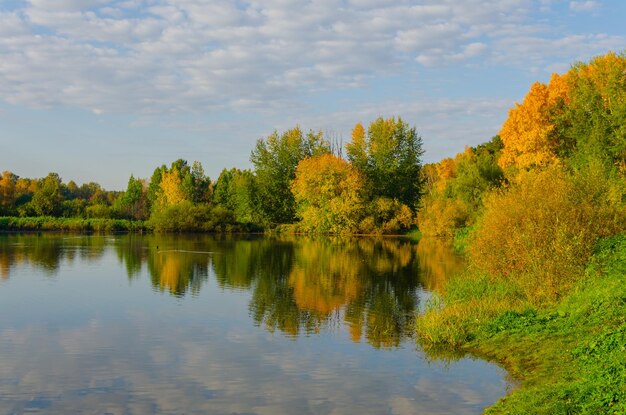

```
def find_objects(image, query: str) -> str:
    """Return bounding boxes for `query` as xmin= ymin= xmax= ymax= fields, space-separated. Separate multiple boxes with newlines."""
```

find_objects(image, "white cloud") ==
xmin=0 ymin=0 xmax=621 ymax=116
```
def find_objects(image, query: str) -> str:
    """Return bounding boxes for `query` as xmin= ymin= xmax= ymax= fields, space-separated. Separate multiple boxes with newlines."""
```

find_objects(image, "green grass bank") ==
xmin=0 ymin=216 xmax=149 ymax=233
xmin=417 ymin=235 xmax=626 ymax=414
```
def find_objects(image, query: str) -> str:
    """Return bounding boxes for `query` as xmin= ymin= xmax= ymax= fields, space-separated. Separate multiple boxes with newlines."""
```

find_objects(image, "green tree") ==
xmin=213 ymin=168 xmax=257 ymax=224
xmin=250 ymin=127 xmax=330 ymax=225
xmin=29 ymin=173 xmax=64 ymax=216
xmin=556 ymin=52 xmax=626 ymax=170
xmin=115 ymin=175 xmax=149 ymax=220
xmin=346 ymin=117 xmax=424 ymax=210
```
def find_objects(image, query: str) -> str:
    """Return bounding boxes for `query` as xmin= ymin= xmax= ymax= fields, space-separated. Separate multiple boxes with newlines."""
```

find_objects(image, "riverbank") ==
xmin=0 ymin=216 xmax=149 ymax=232
xmin=417 ymin=235 xmax=626 ymax=414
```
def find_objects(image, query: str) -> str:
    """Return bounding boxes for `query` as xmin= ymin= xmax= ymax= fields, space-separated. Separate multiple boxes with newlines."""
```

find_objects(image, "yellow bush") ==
xmin=416 ymin=196 xmax=469 ymax=237
xmin=358 ymin=197 xmax=414 ymax=234
xmin=469 ymin=163 xmax=626 ymax=302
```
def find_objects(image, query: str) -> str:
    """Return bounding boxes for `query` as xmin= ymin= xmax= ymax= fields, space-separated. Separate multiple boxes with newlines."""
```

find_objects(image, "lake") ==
xmin=0 ymin=234 xmax=510 ymax=414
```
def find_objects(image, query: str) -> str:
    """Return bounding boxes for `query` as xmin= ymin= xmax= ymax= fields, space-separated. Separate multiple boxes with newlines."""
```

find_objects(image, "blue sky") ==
xmin=0 ymin=0 xmax=624 ymax=190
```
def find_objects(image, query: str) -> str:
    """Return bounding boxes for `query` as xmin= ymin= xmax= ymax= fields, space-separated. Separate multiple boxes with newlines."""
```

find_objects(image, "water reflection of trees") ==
xmin=0 ymin=234 xmax=107 ymax=279
xmin=115 ymin=235 xmax=215 ymax=297
xmin=414 ymin=237 xmax=466 ymax=293
xmin=2 ymin=234 xmax=463 ymax=349
xmin=211 ymin=236 xmax=422 ymax=349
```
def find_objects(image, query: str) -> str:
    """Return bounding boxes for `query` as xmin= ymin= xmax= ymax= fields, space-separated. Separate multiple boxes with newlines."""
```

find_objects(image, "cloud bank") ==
xmin=0 ymin=0 xmax=622 ymax=115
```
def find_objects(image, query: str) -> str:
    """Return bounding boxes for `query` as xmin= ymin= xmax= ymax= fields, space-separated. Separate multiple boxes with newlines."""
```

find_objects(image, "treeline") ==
xmin=416 ymin=51 xmax=626 ymax=413
xmin=0 ymin=118 xmax=424 ymax=234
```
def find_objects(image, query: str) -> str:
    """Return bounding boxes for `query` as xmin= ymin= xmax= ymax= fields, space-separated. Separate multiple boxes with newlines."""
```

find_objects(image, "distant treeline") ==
xmin=1 ymin=117 xmax=424 ymax=234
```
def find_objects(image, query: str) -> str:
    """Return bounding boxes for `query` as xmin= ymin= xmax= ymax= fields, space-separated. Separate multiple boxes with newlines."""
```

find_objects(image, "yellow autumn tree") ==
xmin=498 ymin=73 xmax=570 ymax=171
xmin=158 ymin=170 xmax=186 ymax=207
xmin=291 ymin=154 xmax=365 ymax=234
xmin=0 ymin=171 xmax=17 ymax=214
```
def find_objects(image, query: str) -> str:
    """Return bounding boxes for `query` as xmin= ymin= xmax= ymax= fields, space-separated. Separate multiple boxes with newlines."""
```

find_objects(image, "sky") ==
xmin=0 ymin=0 xmax=624 ymax=190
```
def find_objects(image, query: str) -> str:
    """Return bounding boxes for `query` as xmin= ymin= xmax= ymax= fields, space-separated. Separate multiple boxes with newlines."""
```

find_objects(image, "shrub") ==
xmin=359 ymin=197 xmax=413 ymax=234
xmin=416 ymin=196 xmax=469 ymax=237
xmin=149 ymin=202 xmax=240 ymax=233
xmin=469 ymin=163 xmax=626 ymax=302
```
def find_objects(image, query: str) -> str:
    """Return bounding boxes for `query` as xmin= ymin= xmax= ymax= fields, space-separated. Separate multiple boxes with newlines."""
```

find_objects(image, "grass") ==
xmin=0 ymin=216 xmax=149 ymax=232
xmin=417 ymin=234 xmax=626 ymax=414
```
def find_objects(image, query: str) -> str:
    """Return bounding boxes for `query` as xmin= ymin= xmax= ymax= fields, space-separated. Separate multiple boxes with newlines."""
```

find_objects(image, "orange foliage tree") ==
xmin=498 ymin=73 xmax=570 ymax=172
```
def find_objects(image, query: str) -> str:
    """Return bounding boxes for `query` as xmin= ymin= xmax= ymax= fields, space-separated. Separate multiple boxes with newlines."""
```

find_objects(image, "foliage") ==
xmin=0 ymin=216 xmax=147 ymax=232
xmin=0 ymin=171 xmax=17 ymax=215
xmin=358 ymin=197 xmax=414 ymax=235
xmin=417 ymin=140 xmax=503 ymax=237
xmin=213 ymin=168 xmax=258 ymax=225
xmin=114 ymin=175 xmax=149 ymax=220
xmin=291 ymin=154 xmax=365 ymax=234
xmin=346 ymin=117 xmax=424 ymax=210
xmin=149 ymin=201 xmax=244 ymax=233
xmin=417 ymin=234 xmax=626 ymax=414
xmin=469 ymin=163 xmax=626 ymax=302
xmin=557 ymin=52 xmax=626 ymax=170
xmin=250 ymin=127 xmax=331 ymax=225
xmin=147 ymin=159 xmax=211 ymax=213
xmin=28 ymin=172 xmax=64 ymax=216
xmin=498 ymin=73 xmax=570 ymax=171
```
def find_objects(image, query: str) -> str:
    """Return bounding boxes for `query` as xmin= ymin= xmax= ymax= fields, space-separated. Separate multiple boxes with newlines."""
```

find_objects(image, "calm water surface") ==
xmin=0 ymin=234 xmax=509 ymax=414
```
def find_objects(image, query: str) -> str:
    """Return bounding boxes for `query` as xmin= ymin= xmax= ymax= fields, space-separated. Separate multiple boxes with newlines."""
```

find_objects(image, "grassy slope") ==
xmin=417 ymin=235 xmax=626 ymax=414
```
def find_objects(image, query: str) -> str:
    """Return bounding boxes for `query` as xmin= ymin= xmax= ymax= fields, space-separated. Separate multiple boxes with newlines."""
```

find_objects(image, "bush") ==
xmin=359 ymin=197 xmax=414 ymax=234
xmin=469 ymin=163 xmax=626 ymax=302
xmin=416 ymin=196 xmax=469 ymax=237
xmin=149 ymin=202 xmax=242 ymax=233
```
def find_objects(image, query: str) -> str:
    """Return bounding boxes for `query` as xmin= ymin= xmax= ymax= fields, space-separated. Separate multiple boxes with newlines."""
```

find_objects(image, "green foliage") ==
xmin=115 ymin=175 xmax=149 ymax=220
xmin=213 ymin=168 xmax=258 ymax=225
xmin=0 ymin=216 xmax=147 ymax=232
xmin=148 ymin=201 xmax=246 ymax=233
xmin=251 ymin=127 xmax=331 ymax=225
xmin=556 ymin=52 xmax=626 ymax=170
xmin=418 ymin=234 xmax=626 ymax=414
xmin=347 ymin=117 xmax=424 ymax=210
xmin=29 ymin=172 xmax=64 ymax=216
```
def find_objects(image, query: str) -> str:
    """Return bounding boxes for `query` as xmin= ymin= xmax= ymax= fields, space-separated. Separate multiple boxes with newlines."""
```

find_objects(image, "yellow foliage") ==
xmin=498 ymin=73 xmax=570 ymax=171
xmin=415 ymin=237 xmax=466 ymax=293
xmin=417 ymin=196 xmax=469 ymax=237
xmin=158 ymin=170 xmax=186 ymax=207
xmin=292 ymin=154 xmax=364 ymax=234
xmin=358 ymin=197 xmax=414 ymax=234
xmin=0 ymin=171 xmax=16 ymax=210
xmin=469 ymin=164 xmax=626 ymax=302
xmin=576 ymin=52 xmax=626 ymax=106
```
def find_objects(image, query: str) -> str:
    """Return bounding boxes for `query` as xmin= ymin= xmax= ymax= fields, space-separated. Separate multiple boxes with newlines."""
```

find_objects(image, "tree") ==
xmin=29 ymin=173 xmax=64 ymax=216
xmin=0 ymin=171 xmax=17 ymax=215
xmin=346 ymin=117 xmax=424 ymax=210
xmin=159 ymin=170 xmax=186 ymax=207
xmin=251 ymin=127 xmax=330 ymax=225
xmin=498 ymin=73 xmax=570 ymax=172
xmin=115 ymin=175 xmax=149 ymax=220
xmin=291 ymin=154 xmax=365 ymax=234
xmin=557 ymin=52 xmax=626 ymax=169
xmin=213 ymin=168 xmax=257 ymax=224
